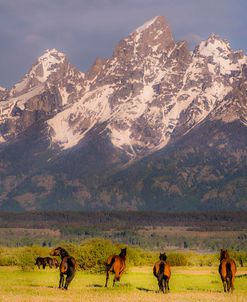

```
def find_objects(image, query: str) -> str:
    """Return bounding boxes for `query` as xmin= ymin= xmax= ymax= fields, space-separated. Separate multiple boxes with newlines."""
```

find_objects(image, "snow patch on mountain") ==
xmin=47 ymin=86 xmax=113 ymax=149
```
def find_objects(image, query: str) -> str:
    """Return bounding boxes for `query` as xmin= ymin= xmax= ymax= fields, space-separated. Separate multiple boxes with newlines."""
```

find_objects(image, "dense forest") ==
xmin=0 ymin=211 xmax=246 ymax=251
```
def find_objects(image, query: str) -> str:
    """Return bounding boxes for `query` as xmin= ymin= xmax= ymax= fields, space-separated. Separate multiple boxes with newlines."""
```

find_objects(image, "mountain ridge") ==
xmin=0 ymin=16 xmax=246 ymax=212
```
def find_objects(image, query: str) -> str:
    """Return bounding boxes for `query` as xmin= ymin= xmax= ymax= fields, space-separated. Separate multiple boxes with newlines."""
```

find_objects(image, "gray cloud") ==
xmin=0 ymin=0 xmax=246 ymax=87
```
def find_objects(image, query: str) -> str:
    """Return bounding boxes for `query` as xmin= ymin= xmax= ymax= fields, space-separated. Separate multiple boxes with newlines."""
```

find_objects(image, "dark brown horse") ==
xmin=153 ymin=253 xmax=171 ymax=293
xmin=219 ymin=249 xmax=237 ymax=293
xmin=50 ymin=247 xmax=76 ymax=290
xmin=105 ymin=248 xmax=127 ymax=287
xmin=35 ymin=256 xmax=54 ymax=269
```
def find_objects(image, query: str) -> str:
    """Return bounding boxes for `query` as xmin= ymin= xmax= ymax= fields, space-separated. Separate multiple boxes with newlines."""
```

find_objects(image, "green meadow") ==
xmin=0 ymin=266 xmax=246 ymax=302
xmin=0 ymin=239 xmax=246 ymax=301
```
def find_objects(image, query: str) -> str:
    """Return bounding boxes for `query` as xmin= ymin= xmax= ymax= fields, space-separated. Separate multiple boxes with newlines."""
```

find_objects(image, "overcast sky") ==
xmin=0 ymin=0 xmax=246 ymax=88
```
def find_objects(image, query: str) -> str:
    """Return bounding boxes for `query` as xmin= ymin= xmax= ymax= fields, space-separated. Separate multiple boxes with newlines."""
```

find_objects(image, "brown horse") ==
xmin=219 ymin=249 xmax=237 ymax=293
xmin=153 ymin=253 xmax=171 ymax=293
xmin=50 ymin=247 xmax=76 ymax=290
xmin=105 ymin=248 xmax=127 ymax=287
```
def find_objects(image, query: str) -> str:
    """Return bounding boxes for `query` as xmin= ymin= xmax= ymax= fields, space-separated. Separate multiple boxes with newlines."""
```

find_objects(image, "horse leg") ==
xmin=113 ymin=276 xmax=116 ymax=287
xmin=231 ymin=273 xmax=235 ymax=292
xmin=158 ymin=278 xmax=164 ymax=293
xmin=164 ymin=279 xmax=169 ymax=294
xmin=64 ymin=271 xmax=75 ymax=290
xmin=59 ymin=273 xmax=64 ymax=288
xmin=226 ymin=278 xmax=231 ymax=293
xmin=221 ymin=276 xmax=226 ymax=292
xmin=105 ymin=270 xmax=109 ymax=287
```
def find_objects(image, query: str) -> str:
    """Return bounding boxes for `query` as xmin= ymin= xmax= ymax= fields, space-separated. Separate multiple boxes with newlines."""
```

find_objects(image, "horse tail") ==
xmin=158 ymin=261 xmax=165 ymax=281
xmin=106 ymin=256 xmax=115 ymax=272
xmin=226 ymin=262 xmax=232 ymax=281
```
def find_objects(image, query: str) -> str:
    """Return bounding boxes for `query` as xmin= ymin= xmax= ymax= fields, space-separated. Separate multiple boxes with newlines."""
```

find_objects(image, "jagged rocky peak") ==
xmin=34 ymin=48 xmax=66 ymax=80
xmin=114 ymin=16 xmax=175 ymax=60
xmin=8 ymin=48 xmax=85 ymax=105
xmin=196 ymin=34 xmax=232 ymax=57
xmin=134 ymin=16 xmax=174 ymax=48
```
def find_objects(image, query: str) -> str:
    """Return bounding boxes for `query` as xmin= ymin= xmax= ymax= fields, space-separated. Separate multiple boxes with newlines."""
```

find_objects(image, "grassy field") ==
xmin=0 ymin=266 xmax=246 ymax=302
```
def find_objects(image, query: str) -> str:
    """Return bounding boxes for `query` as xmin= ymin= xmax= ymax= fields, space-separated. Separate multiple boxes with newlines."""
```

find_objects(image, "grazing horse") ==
xmin=219 ymin=249 xmax=237 ymax=293
xmin=105 ymin=248 xmax=127 ymax=287
xmin=50 ymin=247 xmax=76 ymax=290
xmin=35 ymin=256 xmax=53 ymax=269
xmin=153 ymin=253 xmax=171 ymax=293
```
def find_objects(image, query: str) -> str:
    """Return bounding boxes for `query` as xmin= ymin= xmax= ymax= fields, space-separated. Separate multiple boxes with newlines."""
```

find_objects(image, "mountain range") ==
xmin=0 ymin=16 xmax=246 ymax=212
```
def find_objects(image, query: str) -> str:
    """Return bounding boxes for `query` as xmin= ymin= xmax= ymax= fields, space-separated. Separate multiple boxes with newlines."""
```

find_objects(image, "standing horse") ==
xmin=50 ymin=247 xmax=76 ymax=290
xmin=219 ymin=249 xmax=237 ymax=293
xmin=105 ymin=248 xmax=127 ymax=287
xmin=153 ymin=253 xmax=171 ymax=293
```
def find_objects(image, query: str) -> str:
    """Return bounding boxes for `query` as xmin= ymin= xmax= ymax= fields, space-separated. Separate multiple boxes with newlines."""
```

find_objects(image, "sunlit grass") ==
xmin=0 ymin=266 xmax=246 ymax=301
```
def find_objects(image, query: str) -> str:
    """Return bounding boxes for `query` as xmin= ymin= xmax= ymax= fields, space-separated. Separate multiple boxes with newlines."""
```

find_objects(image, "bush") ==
xmin=167 ymin=252 xmax=188 ymax=266
xmin=74 ymin=239 xmax=119 ymax=272
xmin=0 ymin=240 xmax=246 ymax=271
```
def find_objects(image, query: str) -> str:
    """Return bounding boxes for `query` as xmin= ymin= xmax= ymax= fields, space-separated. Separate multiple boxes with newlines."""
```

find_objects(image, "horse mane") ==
xmin=220 ymin=249 xmax=230 ymax=261
xmin=53 ymin=247 xmax=70 ymax=258
xmin=119 ymin=248 xmax=127 ymax=258
xmin=159 ymin=253 xmax=167 ymax=261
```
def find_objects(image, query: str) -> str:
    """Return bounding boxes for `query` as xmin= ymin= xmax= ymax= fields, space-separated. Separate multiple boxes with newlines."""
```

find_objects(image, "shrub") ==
xmin=167 ymin=252 xmax=188 ymax=266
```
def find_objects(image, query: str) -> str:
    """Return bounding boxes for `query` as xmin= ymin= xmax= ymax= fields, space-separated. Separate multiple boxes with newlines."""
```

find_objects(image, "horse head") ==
xmin=220 ymin=249 xmax=229 ymax=261
xmin=159 ymin=253 xmax=167 ymax=261
xmin=119 ymin=248 xmax=127 ymax=258
xmin=50 ymin=247 xmax=69 ymax=258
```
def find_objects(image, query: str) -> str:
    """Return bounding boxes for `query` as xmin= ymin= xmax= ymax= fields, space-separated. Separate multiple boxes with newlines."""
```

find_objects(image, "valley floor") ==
xmin=0 ymin=266 xmax=246 ymax=302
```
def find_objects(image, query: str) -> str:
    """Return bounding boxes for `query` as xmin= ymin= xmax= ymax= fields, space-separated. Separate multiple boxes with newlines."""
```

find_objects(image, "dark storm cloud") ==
xmin=0 ymin=0 xmax=246 ymax=87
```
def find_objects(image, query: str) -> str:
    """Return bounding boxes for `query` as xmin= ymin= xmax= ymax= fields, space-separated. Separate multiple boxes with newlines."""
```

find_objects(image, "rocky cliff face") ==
xmin=0 ymin=16 xmax=246 ymax=211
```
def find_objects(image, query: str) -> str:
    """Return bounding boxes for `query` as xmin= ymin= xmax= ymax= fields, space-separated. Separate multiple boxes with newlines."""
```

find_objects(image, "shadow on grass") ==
xmin=187 ymin=287 xmax=221 ymax=293
xmin=236 ymin=274 xmax=247 ymax=278
xmin=87 ymin=284 xmax=103 ymax=288
xmin=137 ymin=287 xmax=158 ymax=293
xmin=29 ymin=284 xmax=58 ymax=289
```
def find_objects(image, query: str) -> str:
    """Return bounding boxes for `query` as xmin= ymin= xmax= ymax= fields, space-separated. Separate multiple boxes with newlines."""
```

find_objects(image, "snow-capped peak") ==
xmin=39 ymin=48 xmax=66 ymax=61
xmin=135 ymin=16 xmax=161 ymax=33
xmin=198 ymin=34 xmax=231 ymax=57
xmin=0 ymin=86 xmax=6 ymax=92
xmin=33 ymin=48 xmax=66 ymax=82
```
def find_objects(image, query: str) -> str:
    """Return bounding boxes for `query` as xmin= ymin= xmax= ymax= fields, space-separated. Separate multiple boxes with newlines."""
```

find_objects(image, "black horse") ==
xmin=50 ymin=247 xmax=76 ymax=290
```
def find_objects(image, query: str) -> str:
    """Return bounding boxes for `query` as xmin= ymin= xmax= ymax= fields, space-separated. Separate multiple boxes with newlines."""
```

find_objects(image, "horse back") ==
xmin=60 ymin=256 xmax=76 ymax=274
xmin=106 ymin=255 xmax=125 ymax=274
xmin=219 ymin=258 xmax=236 ymax=279
xmin=153 ymin=260 xmax=171 ymax=279
xmin=153 ymin=261 xmax=160 ymax=277
xmin=228 ymin=258 xmax=237 ymax=275
xmin=164 ymin=261 xmax=171 ymax=279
